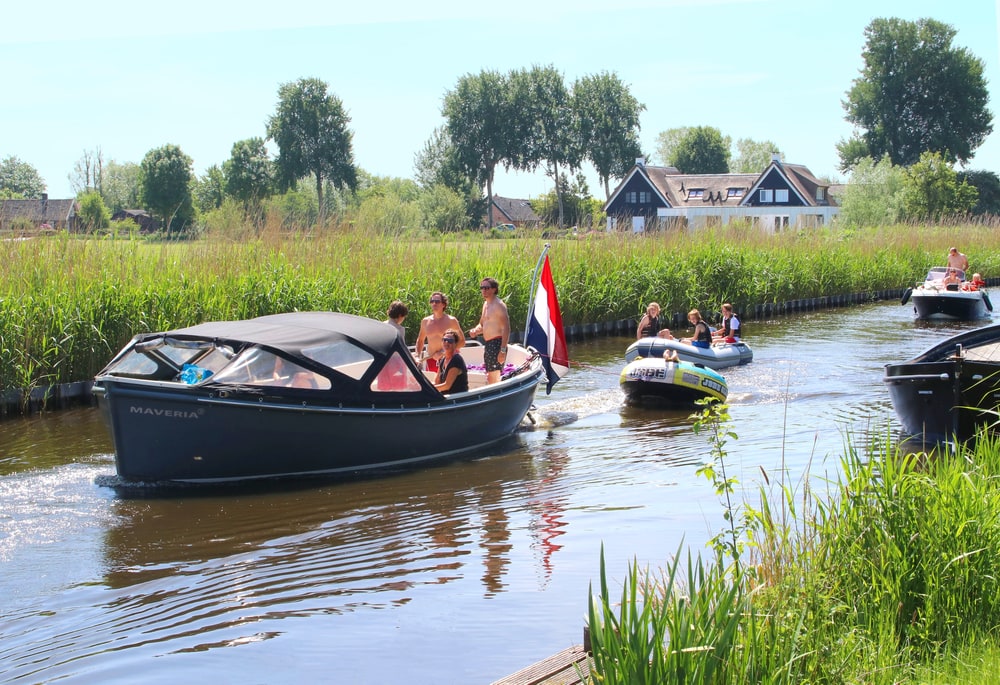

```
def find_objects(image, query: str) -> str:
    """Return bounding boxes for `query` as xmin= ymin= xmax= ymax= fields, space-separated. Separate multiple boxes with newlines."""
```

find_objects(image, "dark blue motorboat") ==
xmin=93 ymin=312 xmax=544 ymax=484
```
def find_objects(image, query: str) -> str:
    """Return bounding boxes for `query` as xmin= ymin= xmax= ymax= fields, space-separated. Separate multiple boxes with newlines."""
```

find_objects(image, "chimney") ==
xmin=770 ymin=153 xmax=781 ymax=163
xmin=635 ymin=157 xmax=645 ymax=167
xmin=41 ymin=192 xmax=48 ymax=202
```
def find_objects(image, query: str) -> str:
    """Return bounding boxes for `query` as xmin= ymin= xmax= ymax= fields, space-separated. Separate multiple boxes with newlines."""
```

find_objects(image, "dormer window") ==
xmin=816 ymin=187 xmax=826 ymax=201
xmin=775 ymin=189 xmax=789 ymax=203
xmin=759 ymin=189 xmax=773 ymax=203
xmin=726 ymin=187 xmax=744 ymax=198
xmin=688 ymin=188 xmax=704 ymax=199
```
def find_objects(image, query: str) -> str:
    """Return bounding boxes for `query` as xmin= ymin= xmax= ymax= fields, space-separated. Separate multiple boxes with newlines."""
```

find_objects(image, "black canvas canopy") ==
xmin=145 ymin=312 xmax=400 ymax=357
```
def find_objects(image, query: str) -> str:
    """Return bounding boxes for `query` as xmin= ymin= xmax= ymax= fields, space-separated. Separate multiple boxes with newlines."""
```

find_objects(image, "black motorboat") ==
xmin=884 ymin=323 xmax=1000 ymax=444
xmin=93 ymin=312 xmax=545 ymax=484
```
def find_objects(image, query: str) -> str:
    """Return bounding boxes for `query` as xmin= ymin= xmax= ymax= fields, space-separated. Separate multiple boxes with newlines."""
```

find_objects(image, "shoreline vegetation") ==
xmin=586 ymin=403 xmax=1000 ymax=684
xmin=3 ymin=220 xmax=1000 ymax=409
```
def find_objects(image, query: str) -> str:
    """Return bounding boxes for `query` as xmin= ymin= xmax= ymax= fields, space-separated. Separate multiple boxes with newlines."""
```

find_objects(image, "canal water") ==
xmin=0 ymin=301 xmax=991 ymax=684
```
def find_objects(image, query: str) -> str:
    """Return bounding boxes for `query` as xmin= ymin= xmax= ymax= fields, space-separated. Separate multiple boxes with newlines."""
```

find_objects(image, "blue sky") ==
xmin=3 ymin=0 xmax=998 ymax=200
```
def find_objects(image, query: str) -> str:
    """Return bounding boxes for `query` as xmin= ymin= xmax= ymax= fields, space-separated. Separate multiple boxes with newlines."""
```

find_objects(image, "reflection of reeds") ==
xmin=3 ymin=223 xmax=1000 ymax=396
xmin=586 ymin=423 xmax=1000 ymax=683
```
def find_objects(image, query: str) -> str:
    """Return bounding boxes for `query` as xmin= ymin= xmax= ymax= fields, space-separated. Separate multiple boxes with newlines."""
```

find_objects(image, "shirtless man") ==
xmin=467 ymin=277 xmax=510 ymax=384
xmin=947 ymin=247 xmax=969 ymax=272
xmin=414 ymin=292 xmax=465 ymax=372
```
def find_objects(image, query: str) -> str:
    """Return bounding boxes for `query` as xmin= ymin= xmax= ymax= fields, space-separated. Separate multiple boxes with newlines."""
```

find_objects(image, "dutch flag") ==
xmin=525 ymin=255 xmax=569 ymax=394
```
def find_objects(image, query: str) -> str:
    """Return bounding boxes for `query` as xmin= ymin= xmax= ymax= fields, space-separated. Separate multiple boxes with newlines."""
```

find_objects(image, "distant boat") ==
xmin=901 ymin=266 xmax=992 ymax=321
xmin=883 ymin=323 xmax=1000 ymax=445
xmin=626 ymin=336 xmax=753 ymax=370
xmin=94 ymin=312 xmax=545 ymax=485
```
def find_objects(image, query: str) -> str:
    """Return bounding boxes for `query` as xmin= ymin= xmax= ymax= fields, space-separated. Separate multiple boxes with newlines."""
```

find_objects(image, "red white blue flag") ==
xmin=526 ymin=255 xmax=569 ymax=394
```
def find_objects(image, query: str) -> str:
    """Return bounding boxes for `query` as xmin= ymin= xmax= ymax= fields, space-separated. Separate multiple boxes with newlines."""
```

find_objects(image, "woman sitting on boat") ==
xmin=434 ymin=329 xmax=468 ymax=394
xmin=680 ymin=309 xmax=713 ymax=349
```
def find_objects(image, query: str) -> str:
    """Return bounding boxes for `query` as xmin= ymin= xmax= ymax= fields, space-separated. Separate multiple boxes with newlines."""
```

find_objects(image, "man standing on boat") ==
xmin=948 ymin=247 xmax=969 ymax=272
xmin=415 ymin=292 xmax=465 ymax=372
xmin=468 ymin=277 xmax=510 ymax=384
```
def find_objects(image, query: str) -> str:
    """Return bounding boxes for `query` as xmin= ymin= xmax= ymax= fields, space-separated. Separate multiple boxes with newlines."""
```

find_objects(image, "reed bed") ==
xmin=586 ymin=415 xmax=1000 ymax=684
xmin=2 ymin=222 xmax=999 ymax=400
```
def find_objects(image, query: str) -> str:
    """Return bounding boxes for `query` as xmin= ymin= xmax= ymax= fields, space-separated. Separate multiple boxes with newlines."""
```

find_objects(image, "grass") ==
xmin=585 ymin=404 xmax=1000 ymax=684
xmin=3 ymin=220 xmax=1000 ymax=401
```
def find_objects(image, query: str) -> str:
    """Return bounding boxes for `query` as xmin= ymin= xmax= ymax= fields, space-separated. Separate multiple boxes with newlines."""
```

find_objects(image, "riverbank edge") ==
xmin=0 ymin=285 xmax=918 ymax=416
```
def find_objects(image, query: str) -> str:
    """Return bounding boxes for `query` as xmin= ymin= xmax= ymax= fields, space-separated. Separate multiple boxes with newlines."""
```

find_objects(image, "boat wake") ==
xmin=520 ymin=389 xmax=623 ymax=430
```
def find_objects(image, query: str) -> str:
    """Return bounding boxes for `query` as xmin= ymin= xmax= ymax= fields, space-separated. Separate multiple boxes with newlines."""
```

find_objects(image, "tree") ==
xmin=101 ymin=161 xmax=141 ymax=213
xmin=837 ymin=156 xmax=906 ymax=227
xmin=69 ymin=147 xmax=103 ymax=195
xmin=77 ymin=191 xmax=111 ymax=232
xmin=672 ymin=126 xmax=730 ymax=174
xmin=654 ymin=127 xmax=690 ymax=169
xmin=224 ymin=138 xmax=273 ymax=223
xmin=510 ymin=65 xmax=580 ymax=227
xmin=731 ymin=139 xmax=782 ymax=173
xmin=414 ymin=126 xmax=484 ymax=227
xmin=574 ymin=72 xmax=644 ymax=201
xmin=443 ymin=69 xmax=515 ymax=228
xmin=958 ymin=170 xmax=1000 ymax=216
xmin=267 ymin=78 xmax=357 ymax=226
xmin=900 ymin=151 xmax=978 ymax=221
xmin=193 ymin=165 xmax=226 ymax=214
xmin=0 ymin=156 xmax=45 ymax=198
xmin=842 ymin=17 xmax=992 ymax=168
xmin=139 ymin=144 xmax=195 ymax=235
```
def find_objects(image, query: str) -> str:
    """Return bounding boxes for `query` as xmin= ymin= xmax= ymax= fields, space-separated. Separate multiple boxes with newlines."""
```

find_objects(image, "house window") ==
xmin=626 ymin=191 xmax=637 ymax=204
xmin=775 ymin=189 xmax=789 ymax=203
xmin=775 ymin=216 xmax=790 ymax=231
xmin=639 ymin=191 xmax=650 ymax=203
xmin=688 ymin=188 xmax=704 ymax=199
xmin=759 ymin=189 xmax=773 ymax=203
xmin=816 ymin=187 xmax=825 ymax=201
xmin=727 ymin=187 xmax=744 ymax=198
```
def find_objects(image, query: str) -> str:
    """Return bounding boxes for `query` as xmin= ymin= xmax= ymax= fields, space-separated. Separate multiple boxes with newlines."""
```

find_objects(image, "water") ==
xmin=0 ymin=301 xmax=990 ymax=684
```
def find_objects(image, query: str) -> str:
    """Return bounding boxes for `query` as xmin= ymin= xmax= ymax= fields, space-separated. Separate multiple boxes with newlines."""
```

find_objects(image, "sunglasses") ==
xmin=429 ymin=298 xmax=443 ymax=304
xmin=442 ymin=338 xmax=456 ymax=344
xmin=479 ymin=285 xmax=493 ymax=290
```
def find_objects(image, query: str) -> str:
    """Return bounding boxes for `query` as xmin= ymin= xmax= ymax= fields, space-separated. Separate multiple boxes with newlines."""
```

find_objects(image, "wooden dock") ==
xmin=490 ymin=644 xmax=590 ymax=685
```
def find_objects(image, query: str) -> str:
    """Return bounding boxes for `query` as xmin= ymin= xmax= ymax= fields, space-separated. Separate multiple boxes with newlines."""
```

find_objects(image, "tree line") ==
xmin=1 ymin=16 xmax=997 ymax=232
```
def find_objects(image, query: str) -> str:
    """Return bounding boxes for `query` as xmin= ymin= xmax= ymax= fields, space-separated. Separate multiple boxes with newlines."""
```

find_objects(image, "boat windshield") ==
xmin=102 ymin=339 xmax=236 ymax=380
xmin=211 ymin=347 xmax=331 ymax=389
xmin=927 ymin=266 xmax=965 ymax=281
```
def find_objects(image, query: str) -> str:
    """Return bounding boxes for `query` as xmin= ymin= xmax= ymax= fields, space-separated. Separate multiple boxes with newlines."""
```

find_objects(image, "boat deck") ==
xmin=964 ymin=341 xmax=1000 ymax=362
xmin=490 ymin=645 xmax=590 ymax=685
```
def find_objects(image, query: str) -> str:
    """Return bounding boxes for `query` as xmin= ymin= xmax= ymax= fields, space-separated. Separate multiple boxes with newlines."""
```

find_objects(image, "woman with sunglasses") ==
xmin=415 ymin=291 xmax=465 ymax=372
xmin=433 ymin=328 xmax=468 ymax=394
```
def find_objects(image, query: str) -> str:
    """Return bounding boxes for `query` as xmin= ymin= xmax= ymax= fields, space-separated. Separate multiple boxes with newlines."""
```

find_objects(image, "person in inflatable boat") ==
xmin=711 ymin=303 xmax=740 ymax=344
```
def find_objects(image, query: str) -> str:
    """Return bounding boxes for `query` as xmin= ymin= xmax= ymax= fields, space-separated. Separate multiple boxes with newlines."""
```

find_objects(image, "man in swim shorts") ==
xmin=467 ymin=277 xmax=510 ymax=384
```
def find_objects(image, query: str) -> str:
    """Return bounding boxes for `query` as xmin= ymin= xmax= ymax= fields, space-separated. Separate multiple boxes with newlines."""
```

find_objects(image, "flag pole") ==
xmin=523 ymin=243 xmax=551 ymax=346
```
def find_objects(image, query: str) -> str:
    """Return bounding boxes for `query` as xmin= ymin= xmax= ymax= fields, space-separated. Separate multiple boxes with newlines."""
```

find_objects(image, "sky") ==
xmin=3 ymin=0 xmax=999 ymax=201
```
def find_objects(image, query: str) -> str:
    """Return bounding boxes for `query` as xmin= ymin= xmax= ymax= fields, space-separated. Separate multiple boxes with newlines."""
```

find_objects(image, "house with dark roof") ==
xmin=0 ymin=194 xmax=78 ymax=231
xmin=111 ymin=208 xmax=159 ymax=233
xmin=491 ymin=196 xmax=541 ymax=228
xmin=604 ymin=156 xmax=838 ymax=232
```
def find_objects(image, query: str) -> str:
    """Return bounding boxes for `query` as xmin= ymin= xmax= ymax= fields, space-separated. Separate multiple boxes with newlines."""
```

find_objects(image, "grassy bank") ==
xmin=2 ymin=222 xmax=999 ymax=398
xmin=587 ymin=404 xmax=1000 ymax=684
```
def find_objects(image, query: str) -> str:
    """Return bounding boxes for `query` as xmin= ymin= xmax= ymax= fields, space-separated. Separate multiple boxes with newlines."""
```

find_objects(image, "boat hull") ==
xmin=910 ymin=288 xmax=991 ymax=321
xmin=95 ymin=371 xmax=542 ymax=484
xmin=884 ymin=323 xmax=1000 ymax=444
xmin=620 ymin=358 xmax=728 ymax=408
xmin=625 ymin=337 xmax=753 ymax=369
